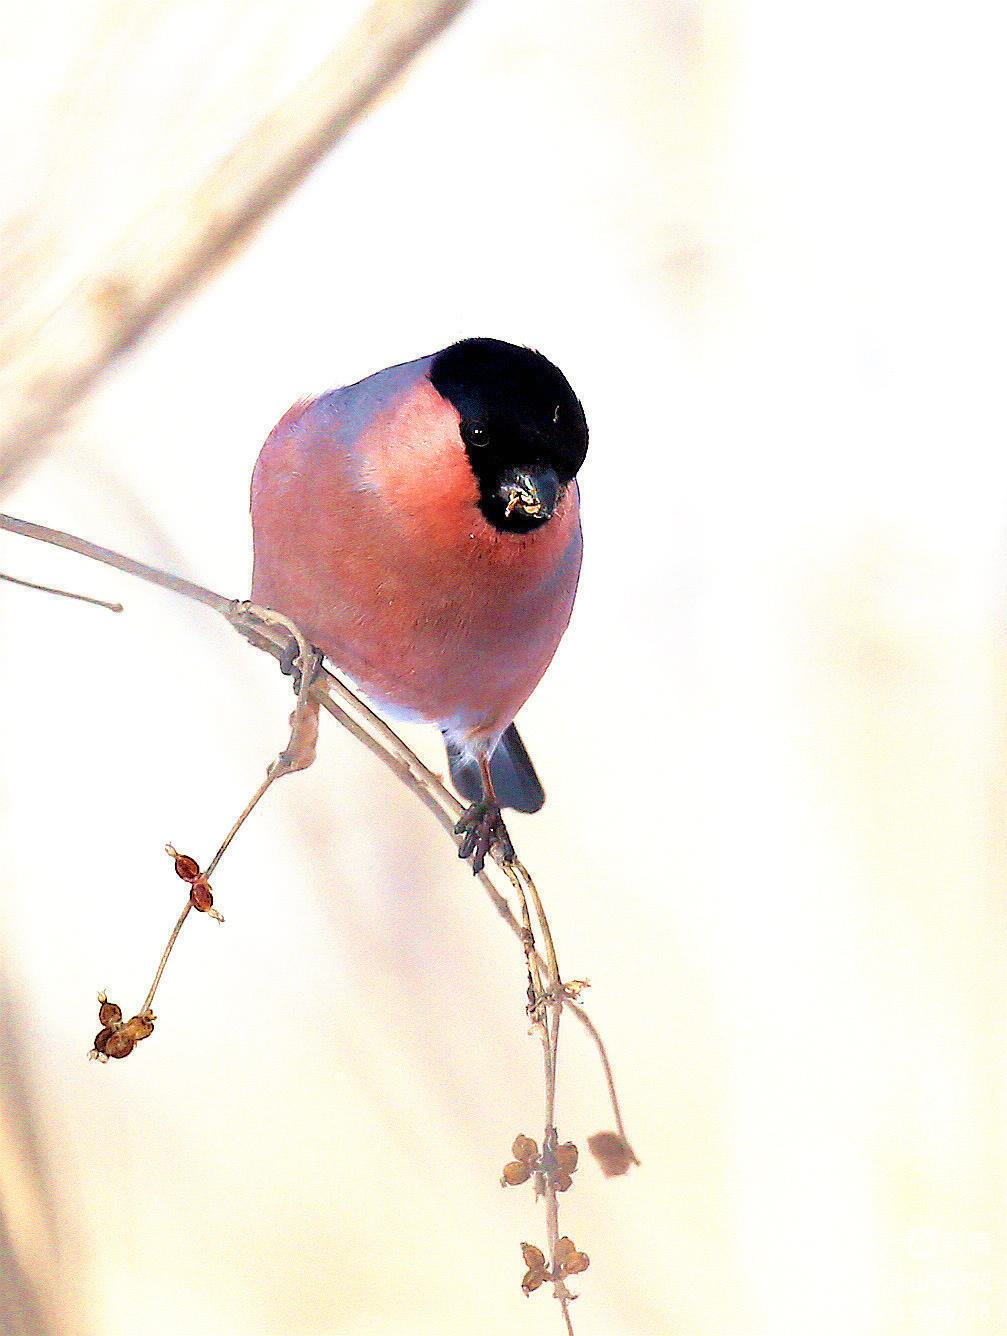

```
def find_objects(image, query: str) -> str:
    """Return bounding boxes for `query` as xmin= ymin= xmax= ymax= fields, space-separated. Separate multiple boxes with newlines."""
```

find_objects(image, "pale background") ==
xmin=1 ymin=1 xmax=1004 ymax=1333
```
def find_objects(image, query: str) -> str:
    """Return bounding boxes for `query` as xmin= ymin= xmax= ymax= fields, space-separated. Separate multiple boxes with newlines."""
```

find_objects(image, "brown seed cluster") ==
xmin=166 ymin=844 xmax=224 ymax=920
xmin=501 ymin=1132 xmax=580 ymax=1192
xmin=89 ymin=993 xmax=155 ymax=1061
xmin=520 ymin=1237 xmax=590 ymax=1295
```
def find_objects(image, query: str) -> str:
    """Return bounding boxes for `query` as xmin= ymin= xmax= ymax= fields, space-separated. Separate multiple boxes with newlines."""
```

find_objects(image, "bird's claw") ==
xmin=277 ymin=638 xmax=322 ymax=696
xmin=453 ymin=802 xmax=514 ymax=874
xmin=277 ymin=634 xmax=299 ymax=678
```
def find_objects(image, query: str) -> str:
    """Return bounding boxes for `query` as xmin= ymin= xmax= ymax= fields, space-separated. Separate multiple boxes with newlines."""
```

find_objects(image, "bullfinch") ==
xmin=250 ymin=337 xmax=588 ymax=872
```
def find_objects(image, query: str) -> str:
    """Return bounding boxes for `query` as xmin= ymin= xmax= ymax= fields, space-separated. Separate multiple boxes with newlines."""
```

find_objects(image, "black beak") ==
xmin=497 ymin=466 xmax=561 ymax=523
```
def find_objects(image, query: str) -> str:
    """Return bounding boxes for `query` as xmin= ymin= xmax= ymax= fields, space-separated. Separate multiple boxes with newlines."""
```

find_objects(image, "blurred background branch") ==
xmin=0 ymin=0 xmax=468 ymax=491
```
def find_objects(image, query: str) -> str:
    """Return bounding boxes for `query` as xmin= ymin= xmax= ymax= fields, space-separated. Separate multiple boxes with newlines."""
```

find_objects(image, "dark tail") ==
xmin=445 ymin=723 xmax=545 ymax=813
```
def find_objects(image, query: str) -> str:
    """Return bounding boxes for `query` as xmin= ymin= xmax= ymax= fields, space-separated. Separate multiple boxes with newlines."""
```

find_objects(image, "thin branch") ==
xmin=141 ymin=902 xmax=192 ymax=1018
xmin=505 ymin=858 xmax=575 ymax=1316
xmin=0 ymin=568 xmax=122 ymax=612
xmin=566 ymin=1000 xmax=640 ymax=1168
xmin=206 ymin=770 xmax=282 ymax=882
xmin=0 ymin=512 xmax=232 ymax=613
xmin=1 ymin=510 xmax=631 ymax=1129
xmin=3 ymin=509 xmax=633 ymax=1335
xmin=1 ymin=507 xmax=631 ymax=1101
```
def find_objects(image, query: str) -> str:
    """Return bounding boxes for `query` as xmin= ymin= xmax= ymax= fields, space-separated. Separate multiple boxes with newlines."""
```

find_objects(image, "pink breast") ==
xmin=251 ymin=380 xmax=582 ymax=744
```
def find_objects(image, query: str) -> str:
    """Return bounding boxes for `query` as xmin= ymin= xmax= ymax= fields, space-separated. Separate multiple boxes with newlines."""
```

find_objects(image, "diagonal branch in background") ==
xmin=0 ymin=0 xmax=470 ymax=489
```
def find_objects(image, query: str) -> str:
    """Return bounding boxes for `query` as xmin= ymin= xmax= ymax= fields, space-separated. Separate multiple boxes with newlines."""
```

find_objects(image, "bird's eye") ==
xmin=467 ymin=423 xmax=489 ymax=447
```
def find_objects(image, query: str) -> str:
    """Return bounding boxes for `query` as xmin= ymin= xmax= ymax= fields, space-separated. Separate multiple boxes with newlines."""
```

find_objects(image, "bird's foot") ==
xmin=276 ymin=635 xmax=321 ymax=694
xmin=290 ymin=643 xmax=322 ymax=696
xmin=453 ymin=802 xmax=514 ymax=875
xmin=277 ymin=633 xmax=299 ymax=679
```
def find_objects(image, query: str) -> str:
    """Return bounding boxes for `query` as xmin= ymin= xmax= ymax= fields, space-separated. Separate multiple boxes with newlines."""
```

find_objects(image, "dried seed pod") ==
xmin=189 ymin=880 xmax=214 ymax=912
xmin=588 ymin=1130 xmax=635 ymax=1177
xmin=121 ymin=1013 xmax=155 ymax=1043
xmin=512 ymin=1134 xmax=538 ymax=1163
xmin=521 ymin=1268 xmax=547 ymax=1295
xmin=502 ymin=1161 xmax=531 ymax=1187
xmin=564 ymin=1251 xmax=590 ymax=1274
xmin=521 ymin=1243 xmax=545 ymax=1269
xmin=89 ymin=993 xmax=154 ymax=1063
xmin=555 ymin=1141 xmax=579 ymax=1173
xmin=91 ymin=1026 xmax=115 ymax=1058
xmin=166 ymin=844 xmax=201 ymax=883
xmin=553 ymin=1170 xmax=573 ymax=1192
xmin=104 ymin=1030 xmax=135 ymax=1060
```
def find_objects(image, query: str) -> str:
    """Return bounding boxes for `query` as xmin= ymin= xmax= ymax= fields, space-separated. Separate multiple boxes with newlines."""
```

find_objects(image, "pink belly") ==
xmin=250 ymin=390 xmax=582 ymax=743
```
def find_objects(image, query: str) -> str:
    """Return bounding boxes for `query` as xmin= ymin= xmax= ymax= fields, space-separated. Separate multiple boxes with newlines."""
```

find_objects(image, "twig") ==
xmin=0 ymin=569 xmax=122 ymax=612
xmin=1 ymin=509 xmax=631 ymax=1130
xmin=139 ymin=762 xmax=282 ymax=1019
xmin=0 ymin=508 xmax=632 ymax=1112
xmin=505 ymin=857 xmax=576 ymax=1318
xmin=566 ymin=1000 xmax=640 ymax=1168
xmin=1 ymin=509 xmax=635 ymax=1331
xmin=0 ymin=512 xmax=232 ymax=613
xmin=141 ymin=902 xmax=192 ymax=1018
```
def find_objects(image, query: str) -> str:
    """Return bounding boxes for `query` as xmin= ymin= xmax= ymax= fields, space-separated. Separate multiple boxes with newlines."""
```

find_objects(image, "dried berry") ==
xmin=564 ymin=1251 xmax=590 ymax=1275
xmin=521 ymin=1268 xmax=546 ymax=1295
xmin=502 ymin=1161 xmax=531 ymax=1187
xmin=97 ymin=994 xmax=122 ymax=1027
xmin=553 ymin=1170 xmax=573 ymax=1192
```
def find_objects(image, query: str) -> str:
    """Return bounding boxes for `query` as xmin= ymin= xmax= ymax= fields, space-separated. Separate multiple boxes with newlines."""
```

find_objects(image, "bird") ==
xmin=250 ymin=337 xmax=588 ymax=872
